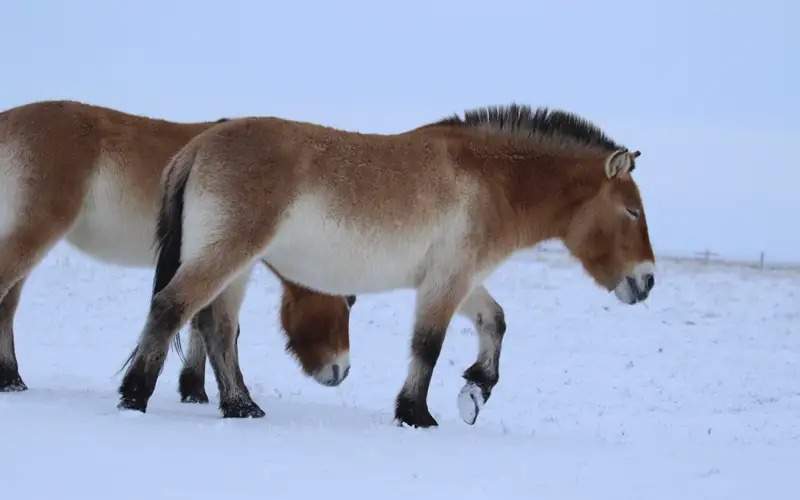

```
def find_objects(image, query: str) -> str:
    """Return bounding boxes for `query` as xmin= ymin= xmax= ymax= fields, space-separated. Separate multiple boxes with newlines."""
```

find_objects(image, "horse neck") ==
xmin=495 ymin=149 xmax=606 ymax=250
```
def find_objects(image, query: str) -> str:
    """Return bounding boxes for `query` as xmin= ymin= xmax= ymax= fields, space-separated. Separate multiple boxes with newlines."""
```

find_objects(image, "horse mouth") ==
xmin=311 ymin=352 xmax=351 ymax=387
xmin=614 ymin=276 xmax=650 ymax=304
xmin=313 ymin=364 xmax=350 ymax=386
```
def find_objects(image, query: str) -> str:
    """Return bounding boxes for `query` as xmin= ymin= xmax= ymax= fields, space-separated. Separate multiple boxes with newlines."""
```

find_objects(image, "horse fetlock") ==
xmin=395 ymin=393 xmax=438 ymax=428
xmin=463 ymin=363 xmax=498 ymax=396
xmin=220 ymin=396 xmax=265 ymax=418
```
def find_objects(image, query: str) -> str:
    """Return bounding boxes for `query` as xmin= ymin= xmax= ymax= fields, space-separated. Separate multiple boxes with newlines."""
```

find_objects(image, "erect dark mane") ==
xmin=429 ymin=104 xmax=622 ymax=153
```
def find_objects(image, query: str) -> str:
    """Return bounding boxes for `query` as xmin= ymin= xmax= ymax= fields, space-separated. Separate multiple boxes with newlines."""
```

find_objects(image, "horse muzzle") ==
xmin=312 ymin=351 xmax=351 ymax=387
xmin=613 ymin=261 xmax=655 ymax=305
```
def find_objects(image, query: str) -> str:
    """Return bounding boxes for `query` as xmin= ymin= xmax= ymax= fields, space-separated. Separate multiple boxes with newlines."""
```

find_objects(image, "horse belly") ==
xmin=65 ymin=168 xmax=157 ymax=267
xmin=265 ymin=196 xmax=437 ymax=295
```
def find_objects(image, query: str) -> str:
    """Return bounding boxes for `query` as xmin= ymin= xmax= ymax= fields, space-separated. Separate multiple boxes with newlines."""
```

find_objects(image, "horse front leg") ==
xmin=0 ymin=280 xmax=26 ymax=391
xmin=193 ymin=270 xmax=263 ymax=418
xmin=395 ymin=280 xmax=469 ymax=428
xmin=456 ymin=285 xmax=506 ymax=425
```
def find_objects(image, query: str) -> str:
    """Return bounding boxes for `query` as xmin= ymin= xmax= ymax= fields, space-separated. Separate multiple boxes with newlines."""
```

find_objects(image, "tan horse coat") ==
xmin=121 ymin=105 xmax=655 ymax=425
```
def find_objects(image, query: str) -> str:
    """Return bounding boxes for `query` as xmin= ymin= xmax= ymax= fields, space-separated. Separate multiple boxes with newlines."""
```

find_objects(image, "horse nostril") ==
xmin=644 ymin=274 xmax=655 ymax=292
xmin=331 ymin=364 xmax=340 ymax=382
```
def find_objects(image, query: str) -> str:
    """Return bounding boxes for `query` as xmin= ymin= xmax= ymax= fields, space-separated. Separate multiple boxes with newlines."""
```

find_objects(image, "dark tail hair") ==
xmin=153 ymin=157 xmax=192 ymax=296
xmin=155 ymin=151 xmax=196 ymax=362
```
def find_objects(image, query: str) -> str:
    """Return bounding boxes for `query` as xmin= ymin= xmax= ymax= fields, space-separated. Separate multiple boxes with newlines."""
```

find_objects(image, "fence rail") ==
xmin=530 ymin=242 xmax=799 ymax=271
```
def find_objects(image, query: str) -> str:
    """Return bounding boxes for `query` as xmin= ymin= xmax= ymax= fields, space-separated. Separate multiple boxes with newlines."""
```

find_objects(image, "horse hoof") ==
xmin=117 ymin=398 xmax=147 ymax=413
xmin=0 ymin=368 xmax=27 ymax=392
xmin=180 ymin=392 xmax=209 ymax=404
xmin=221 ymin=400 xmax=266 ymax=419
xmin=178 ymin=370 xmax=208 ymax=403
xmin=457 ymin=382 xmax=485 ymax=425
xmin=395 ymin=396 xmax=439 ymax=428
xmin=0 ymin=381 xmax=27 ymax=392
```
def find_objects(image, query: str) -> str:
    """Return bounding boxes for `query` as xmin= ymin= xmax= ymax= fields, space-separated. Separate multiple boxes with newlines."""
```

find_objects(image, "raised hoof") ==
xmin=220 ymin=400 xmax=266 ymax=419
xmin=0 ymin=368 xmax=28 ymax=392
xmin=395 ymin=395 xmax=438 ymax=428
xmin=458 ymin=382 xmax=486 ymax=425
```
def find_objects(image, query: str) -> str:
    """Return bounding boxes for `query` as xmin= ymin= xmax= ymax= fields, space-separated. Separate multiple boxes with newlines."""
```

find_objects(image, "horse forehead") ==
xmin=609 ymin=178 xmax=643 ymax=205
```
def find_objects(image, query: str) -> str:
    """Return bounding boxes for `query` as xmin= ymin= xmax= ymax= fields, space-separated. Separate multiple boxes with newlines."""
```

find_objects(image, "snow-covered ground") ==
xmin=1 ymin=243 xmax=798 ymax=499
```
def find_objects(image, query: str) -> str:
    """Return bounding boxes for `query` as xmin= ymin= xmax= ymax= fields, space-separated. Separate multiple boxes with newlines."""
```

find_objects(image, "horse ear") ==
xmin=604 ymin=149 xmax=634 ymax=179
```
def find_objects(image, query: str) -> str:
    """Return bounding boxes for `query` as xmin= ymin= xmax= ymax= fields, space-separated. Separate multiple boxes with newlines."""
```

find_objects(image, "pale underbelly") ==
xmin=65 ymin=211 xmax=156 ymax=268
xmin=266 ymin=240 xmax=426 ymax=295
xmin=65 ymin=169 xmax=158 ymax=268
xmin=264 ymin=218 xmax=433 ymax=294
xmin=263 ymin=195 xmax=466 ymax=295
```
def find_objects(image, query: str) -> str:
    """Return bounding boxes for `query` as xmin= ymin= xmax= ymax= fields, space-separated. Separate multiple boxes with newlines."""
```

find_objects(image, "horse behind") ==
xmin=0 ymin=101 xmax=353 ymax=417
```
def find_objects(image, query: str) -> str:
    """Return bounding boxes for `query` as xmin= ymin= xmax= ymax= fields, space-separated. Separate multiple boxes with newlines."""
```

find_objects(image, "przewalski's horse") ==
xmin=119 ymin=104 xmax=655 ymax=426
xmin=0 ymin=101 xmax=353 ymax=413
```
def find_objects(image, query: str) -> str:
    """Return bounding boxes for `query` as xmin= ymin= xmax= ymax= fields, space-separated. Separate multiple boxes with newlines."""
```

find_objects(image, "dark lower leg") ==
xmin=200 ymin=311 xmax=263 ymax=418
xmin=457 ymin=286 xmax=506 ymax=424
xmin=0 ymin=281 xmax=26 ymax=392
xmin=462 ymin=309 xmax=505 ymax=401
xmin=395 ymin=327 xmax=446 ymax=428
xmin=179 ymin=310 xmax=210 ymax=403
xmin=118 ymin=294 xmax=185 ymax=412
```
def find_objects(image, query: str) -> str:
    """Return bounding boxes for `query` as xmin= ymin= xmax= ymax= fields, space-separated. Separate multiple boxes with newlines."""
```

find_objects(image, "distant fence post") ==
xmin=696 ymin=249 xmax=719 ymax=264
xmin=759 ymin=251 xmax=765 ymax=270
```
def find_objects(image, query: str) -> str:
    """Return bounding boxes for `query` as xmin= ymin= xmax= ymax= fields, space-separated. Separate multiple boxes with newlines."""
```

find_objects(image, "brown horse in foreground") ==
xmin=121 ymin=104 xmax=656 ymax=426
xmin=0 ymin=101 xmax=353 ymax=415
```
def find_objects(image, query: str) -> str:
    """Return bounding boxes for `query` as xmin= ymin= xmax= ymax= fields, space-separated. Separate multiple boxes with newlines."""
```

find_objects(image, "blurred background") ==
xmin=2 ymin=0 xmax=797 ymax=263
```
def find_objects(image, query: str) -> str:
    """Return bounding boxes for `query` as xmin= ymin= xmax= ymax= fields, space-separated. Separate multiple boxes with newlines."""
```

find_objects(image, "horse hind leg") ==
xmin=455 ymin=285 xmax=506 ymax=425
xmin=178 ymin=322 xmax=210 ymax=403
xmin=195 ymin=269 xmax=264 ymax=418
xmin=118 ymin=249 xmax=262 ymax=415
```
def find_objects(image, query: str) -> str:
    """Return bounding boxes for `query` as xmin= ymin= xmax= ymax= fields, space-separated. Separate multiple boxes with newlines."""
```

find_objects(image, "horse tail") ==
xmin=153 ymin=149 xmax=194 ymax=296
xmin=154 ymin=148 xmax=197 ymax=362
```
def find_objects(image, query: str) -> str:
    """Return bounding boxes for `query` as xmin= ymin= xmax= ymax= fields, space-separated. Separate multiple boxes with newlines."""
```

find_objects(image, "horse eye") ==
xmin=625 ymin=208 xmax=640 ymax=220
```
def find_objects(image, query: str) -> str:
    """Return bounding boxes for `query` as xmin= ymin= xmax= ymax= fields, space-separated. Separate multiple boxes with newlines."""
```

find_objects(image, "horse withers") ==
xmin=0 ymin=101 xmax=354 ymax=416
xmin=119 ymin=104 xmax=655 ymax=426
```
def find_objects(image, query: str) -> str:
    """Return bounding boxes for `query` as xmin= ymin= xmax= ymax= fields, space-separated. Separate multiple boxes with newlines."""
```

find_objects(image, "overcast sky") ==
xmin=2 ymin=1 xmax=797 ymax=262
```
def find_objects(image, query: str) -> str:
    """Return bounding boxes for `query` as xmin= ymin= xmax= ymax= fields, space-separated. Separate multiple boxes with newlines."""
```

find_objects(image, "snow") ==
xmin=1 ymin=243 xmax=798 ymax=499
